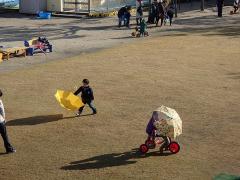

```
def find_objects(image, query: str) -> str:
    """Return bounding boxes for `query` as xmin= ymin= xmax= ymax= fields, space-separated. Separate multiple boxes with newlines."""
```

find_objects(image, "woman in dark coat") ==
xmin=156 ymin=1 xmax=165 ymax=26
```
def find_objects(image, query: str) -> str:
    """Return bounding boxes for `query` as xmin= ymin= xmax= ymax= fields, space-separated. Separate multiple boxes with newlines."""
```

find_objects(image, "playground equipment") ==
xmin=0 ymin=53 xmax=3 ymax=62
xmin=0 ymin=46 xmax=27 ymax=60
xmin=24 ymin=37 xmax=53 ymax=56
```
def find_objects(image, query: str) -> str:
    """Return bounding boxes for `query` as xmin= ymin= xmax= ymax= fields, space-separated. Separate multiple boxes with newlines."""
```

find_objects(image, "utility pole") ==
xmin=174 ymin=0 xmax=177 ymax=17
xmin=148 ymin=0 xmax=151 ymax=17
xmin=201 ymin=0 xmax=204 ymax=11
xmin=107 ymin=0 xmax=109 ymax=13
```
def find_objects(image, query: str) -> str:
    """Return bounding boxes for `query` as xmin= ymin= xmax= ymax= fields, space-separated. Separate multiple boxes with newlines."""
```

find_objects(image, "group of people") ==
xmin=216 ymin=0 xmax=239 ymax=17
xmin=117 ymin=5 xmax=132 ymax=28
xmin=148 ymin=0 xmax=174 ymax=26
xmin=117 ymin=0 xmax=174 ymax=28
xmin=118 ymin=0 xmax=239 ymax=29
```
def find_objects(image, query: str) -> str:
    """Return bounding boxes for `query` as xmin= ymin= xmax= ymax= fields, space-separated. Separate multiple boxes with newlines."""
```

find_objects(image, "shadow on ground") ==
xmin=226 ymin=72 xmax=240 ymax=79
xmin=6 ymin=113 xmax=94 ymax=126
xmin=6 ymin=114 xmax=64 ymax=126
xmin=162 ymin=15 xmax=240 ymax=37
xmin=6 ymin=114 xmax=76 ymax=126
xmin=61 ymin=148 xmax=173 ymax=170
xmin=0 ymin=10 xmax=239 ymax=43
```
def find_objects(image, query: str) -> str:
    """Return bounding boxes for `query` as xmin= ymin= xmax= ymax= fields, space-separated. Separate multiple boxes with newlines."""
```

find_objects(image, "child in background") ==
xmin=166 ymin=6 xmax=174 ymax=26
xmin=74 ymin=79 xmax=97 ymax=116
xmin=140 ymin=19 xmax=148 ymax=36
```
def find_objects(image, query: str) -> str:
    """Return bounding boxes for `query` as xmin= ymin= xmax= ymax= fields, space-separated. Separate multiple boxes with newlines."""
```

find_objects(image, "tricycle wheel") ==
xmin=139 ymin=144 xmax=149 ymax=154
xmin=169 ymin=141 xmax=180 ymax=154
xmin=145 ymin=139 xmax=156 ymax=149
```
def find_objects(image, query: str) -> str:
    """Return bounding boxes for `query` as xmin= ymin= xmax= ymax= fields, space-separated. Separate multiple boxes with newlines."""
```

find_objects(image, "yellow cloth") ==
xmin=55 ymin=90 xmax=84 ymax=111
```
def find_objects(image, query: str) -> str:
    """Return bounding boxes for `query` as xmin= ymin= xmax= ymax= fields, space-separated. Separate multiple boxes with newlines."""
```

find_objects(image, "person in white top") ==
xmin=0 ymin=89 xmax=16 ymax=154
xmin=233 ymin=0 xmax=239 ymax=13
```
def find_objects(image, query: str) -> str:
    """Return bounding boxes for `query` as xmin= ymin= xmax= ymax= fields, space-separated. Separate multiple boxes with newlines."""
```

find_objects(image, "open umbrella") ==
xmin=55 ymin=90 xmax=84 ymax=111
xmin=152 ymin=105 xmax=182 ymax=139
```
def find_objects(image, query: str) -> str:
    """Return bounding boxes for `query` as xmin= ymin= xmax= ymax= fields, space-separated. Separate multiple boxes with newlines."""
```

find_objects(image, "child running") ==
xmin=74 ymin=79 xmax=97 ymax=116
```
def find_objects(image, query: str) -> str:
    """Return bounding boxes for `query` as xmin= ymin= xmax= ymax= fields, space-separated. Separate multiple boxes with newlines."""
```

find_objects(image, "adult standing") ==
xmin=148 ymin=0 xmax=158 ymax=24
xmin=0 ymin=89 xmax=16 ymax=154
xmin=136 ymin=0 xmax=143 ymax=25
xmin=166 ymin=6 xmax=174 ymax=26
xmin=217 ymin=0 xmax=224 ymax=17
xmin=118 ymin=6 xmax=127 ymax=27
xmin=156 ymin=1 xmax=165 ymax=26
xmin=124 ymin=7 xmax=132 ymax=28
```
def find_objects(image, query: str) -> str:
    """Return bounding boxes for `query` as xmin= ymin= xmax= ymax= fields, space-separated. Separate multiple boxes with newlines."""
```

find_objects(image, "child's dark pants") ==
xmin=157 ymin=135 xmax=170 ymax=152
xmin=78 ymin=100 xmax=97 ymax=114
xmin=125 ymin=18 xmax=130 ymax=27
xmin=0 ymin=122 xmax=14 ymax=152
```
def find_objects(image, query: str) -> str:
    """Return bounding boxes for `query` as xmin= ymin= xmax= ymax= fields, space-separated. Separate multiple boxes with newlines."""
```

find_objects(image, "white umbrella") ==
xmin=152 ymin=105 xmax=182 ymax=139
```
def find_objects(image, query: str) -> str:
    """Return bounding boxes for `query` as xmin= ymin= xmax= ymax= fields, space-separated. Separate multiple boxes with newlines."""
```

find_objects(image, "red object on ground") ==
xmin=139 ymin=144 xmax=149 ymax=154
xmin=168 ymin=141 xmax=180 ymax=154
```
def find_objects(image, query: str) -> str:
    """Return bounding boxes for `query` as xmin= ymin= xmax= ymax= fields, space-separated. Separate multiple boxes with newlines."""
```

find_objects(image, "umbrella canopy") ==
xmin=55 ymin=90 xmax=84 ymax=111
xmin=152 ymin=105 xmax=182 ymax=139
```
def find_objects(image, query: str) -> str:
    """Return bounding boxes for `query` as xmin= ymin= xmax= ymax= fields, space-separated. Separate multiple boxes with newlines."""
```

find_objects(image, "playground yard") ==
xmin=0 ymin=5 xmax=240 ymax=180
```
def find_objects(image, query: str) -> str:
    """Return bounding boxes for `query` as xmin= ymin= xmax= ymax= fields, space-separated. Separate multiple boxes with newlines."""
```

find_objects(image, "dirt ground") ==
xmin=0 ymin=5 xmax=240 ymax=180
xmin=0 ymin=4 xmax=239 ymax=72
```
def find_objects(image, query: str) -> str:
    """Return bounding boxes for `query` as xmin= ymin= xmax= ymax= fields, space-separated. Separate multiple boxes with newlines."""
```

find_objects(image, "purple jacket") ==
xmin=146 ymin=118 xmax=155 ymax=136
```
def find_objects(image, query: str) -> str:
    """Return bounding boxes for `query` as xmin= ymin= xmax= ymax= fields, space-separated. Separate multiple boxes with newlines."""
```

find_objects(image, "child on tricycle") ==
xmin=139 ymin=106 xmax=182 ymax=154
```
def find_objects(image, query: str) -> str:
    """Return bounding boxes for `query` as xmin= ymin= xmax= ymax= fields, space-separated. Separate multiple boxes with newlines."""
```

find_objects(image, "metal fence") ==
xmin=63 ymin=0 xmax=90 ymax=13
xmin=63 ymin=0 xmax=145 ymax=13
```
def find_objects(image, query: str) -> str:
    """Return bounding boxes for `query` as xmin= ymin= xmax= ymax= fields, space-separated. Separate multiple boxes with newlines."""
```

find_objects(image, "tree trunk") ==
xmin=174 ymin=0 xmax=177 ymax=17
xmin=201 ymin=0 xmax=204 ymax=11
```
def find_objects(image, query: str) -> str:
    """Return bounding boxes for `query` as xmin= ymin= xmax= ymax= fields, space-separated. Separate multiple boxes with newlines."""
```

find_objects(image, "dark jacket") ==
xmin=118 ymin=7 xmax=127 ymax=18
xmin=125 ymin=11 xmax=131 ymax=19
xmin=137 ymin=6 xmax=143 ymax=16
xmin=217 ymin=0 xmax=224 ymax=5
xmin=146 ymin=118 xmax=155 ymax=136
xmin=167 ymin=8 xmax=174 ymax=18
xmin=158 ymin=2 xmax=165 ymax=15
xmin=74 ymin=86 xmax=94 ymax=102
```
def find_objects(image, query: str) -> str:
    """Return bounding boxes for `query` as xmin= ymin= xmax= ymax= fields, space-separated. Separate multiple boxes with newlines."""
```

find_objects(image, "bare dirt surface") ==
xmin=0 ymin=4 xmax=240 ymax=180
xmin=0 ymin=4 xmax=239 ymax=72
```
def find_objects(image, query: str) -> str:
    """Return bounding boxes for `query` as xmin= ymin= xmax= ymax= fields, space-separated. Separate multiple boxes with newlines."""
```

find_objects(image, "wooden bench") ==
xmin=0 ymin=47 xmax=27 ymax=60
xmin=0 ymin=53 xmax=2 ymax=63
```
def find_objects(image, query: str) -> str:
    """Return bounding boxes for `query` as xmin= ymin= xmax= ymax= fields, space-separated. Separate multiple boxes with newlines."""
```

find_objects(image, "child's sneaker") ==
xmin=76 ymin=112 xmax=81 ymax=117
xmin=7 ymin=149 xmax=16 ymax=154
